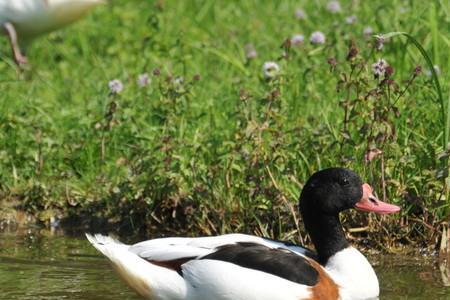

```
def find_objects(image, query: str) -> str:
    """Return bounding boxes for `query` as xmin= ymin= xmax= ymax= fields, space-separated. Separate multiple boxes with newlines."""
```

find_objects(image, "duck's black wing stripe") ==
xmin=201 ymin=242 xmax=319 ymax=286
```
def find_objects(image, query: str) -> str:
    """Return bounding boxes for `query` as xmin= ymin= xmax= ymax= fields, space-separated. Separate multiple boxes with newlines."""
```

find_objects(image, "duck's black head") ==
xmin=299 ymin=168 xmax=363 ymax=216
xmin=299 ymin=167 xmax=400 ymax=264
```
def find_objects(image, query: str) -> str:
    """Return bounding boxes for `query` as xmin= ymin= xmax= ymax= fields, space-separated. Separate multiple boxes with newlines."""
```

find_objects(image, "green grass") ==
xmin=0 ymin=0 xmax=449 ymax=246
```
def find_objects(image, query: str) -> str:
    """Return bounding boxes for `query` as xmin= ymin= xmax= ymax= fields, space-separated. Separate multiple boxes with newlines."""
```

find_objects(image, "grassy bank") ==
xmin=0 ymin=0 xmax=449 ymax=250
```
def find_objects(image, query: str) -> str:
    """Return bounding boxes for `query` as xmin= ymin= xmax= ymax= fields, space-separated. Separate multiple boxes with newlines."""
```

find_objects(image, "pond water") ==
xmin=0 ymin=228 xmax=449 ymax=300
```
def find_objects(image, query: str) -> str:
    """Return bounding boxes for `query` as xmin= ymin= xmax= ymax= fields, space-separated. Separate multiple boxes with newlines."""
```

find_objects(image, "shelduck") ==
xmin=86 ymin=168 xmax=400 ymax=300
xmin=0 ymin=0 xmax=104 ymax=65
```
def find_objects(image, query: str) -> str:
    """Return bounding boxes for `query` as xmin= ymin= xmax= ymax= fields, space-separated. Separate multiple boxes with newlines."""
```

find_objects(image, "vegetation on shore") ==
xmin=0 ymin=0 xmax=449 ymax=250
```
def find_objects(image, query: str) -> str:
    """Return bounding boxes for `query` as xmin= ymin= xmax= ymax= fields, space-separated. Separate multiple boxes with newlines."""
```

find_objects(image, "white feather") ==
xmin=132 ymin=245 xmax=212 ymax=261
xmin=129 ymin=233 xmax=311 ymax=260
xmin=325 ymin=247 xmax=379 ymax=300
xmin=182 ymin=259 xmax=311 ymax=300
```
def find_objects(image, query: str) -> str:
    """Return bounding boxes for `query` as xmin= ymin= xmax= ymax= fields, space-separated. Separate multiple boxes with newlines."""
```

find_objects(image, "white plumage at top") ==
xmin=0 ymin=0 xmax=105 ymax=64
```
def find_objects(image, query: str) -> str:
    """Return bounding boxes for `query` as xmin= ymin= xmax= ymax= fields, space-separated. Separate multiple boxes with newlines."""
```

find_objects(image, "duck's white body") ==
xmin=0 ymin=0 xmax=104 ymax=64
xmin=87 ymin=233 xmax=379 ymax=300
xmin=87 ymin=168 xmax=400 ymax=300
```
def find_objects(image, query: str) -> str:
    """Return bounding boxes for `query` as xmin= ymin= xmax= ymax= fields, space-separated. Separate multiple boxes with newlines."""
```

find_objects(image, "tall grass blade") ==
xmin=380 ymin=32 xmax=447 ymax=148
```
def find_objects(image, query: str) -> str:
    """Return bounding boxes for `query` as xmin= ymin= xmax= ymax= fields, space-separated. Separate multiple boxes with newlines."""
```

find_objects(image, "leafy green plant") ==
xmin=0 ymin=0 xmax=448 ymax=250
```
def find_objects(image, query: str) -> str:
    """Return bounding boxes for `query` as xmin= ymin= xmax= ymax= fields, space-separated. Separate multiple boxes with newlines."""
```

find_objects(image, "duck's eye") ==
xmin=340 ymin=178 xmax=350 ymax=186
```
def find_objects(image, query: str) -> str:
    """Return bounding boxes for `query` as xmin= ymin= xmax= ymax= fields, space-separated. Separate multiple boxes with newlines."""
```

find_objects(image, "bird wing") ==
xmin=87 ymin=234 xmax=320 ymax=300
xmin=128 ymin=234 xmax=319 ymax=286
xmin=129 ymin=233 xmax=316 ymax=262
xmin=130 ymin=238 xmax=318 ymax=300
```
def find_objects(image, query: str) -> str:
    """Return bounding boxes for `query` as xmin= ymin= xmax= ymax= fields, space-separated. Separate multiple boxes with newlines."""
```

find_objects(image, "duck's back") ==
xmin=87 ymin=234 xmax=320 ymax=300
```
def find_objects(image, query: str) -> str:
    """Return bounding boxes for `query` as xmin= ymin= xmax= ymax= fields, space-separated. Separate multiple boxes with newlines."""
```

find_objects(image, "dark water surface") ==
xmin=0 ymin=229 xmax=449 ymax=299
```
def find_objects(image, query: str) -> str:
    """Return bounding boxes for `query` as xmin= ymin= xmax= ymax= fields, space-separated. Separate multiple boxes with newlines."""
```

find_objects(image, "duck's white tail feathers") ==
xmin=85 ymin=233 xmax=187 ymax=300
xmin=85 ymin=233 xmax=128 ymax=257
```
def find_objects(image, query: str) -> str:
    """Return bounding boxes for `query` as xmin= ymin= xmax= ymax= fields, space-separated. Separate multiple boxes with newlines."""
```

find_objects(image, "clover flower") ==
xmin=372 ymin=59 xmax=388 ymax=77
xmin=345 ymin=15 xmax=357 ymax=24
xmin=291 ymin=34 xmax=305 ymax=46
xmin=108 ymin=79 xmax=123 ymax=94
xmin=327 ymin=1 xmax=341 ymax=13
xmin=137 ymin=73 xmax=150 ymax=87
xmin=295 ymin=8 xmax=306 ymax=20
xmin=310 ymin=31 xmax=326 ymax=45
xmin=262 ymin=61 xmax=280 ymax=79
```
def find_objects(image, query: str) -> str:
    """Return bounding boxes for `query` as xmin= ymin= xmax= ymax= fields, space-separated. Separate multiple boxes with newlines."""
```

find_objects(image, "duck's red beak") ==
xmin=355 ymin=183 xmax=400 ymax=214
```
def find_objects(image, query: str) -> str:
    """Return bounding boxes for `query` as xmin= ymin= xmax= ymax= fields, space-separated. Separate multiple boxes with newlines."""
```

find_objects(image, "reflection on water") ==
xmin=373 ymin=254 xmax=450 ymax=299
xmin=0 ymin=228 xmax=449 ymax=299
xmin=0 ymin=228 xmax=140 ymax=300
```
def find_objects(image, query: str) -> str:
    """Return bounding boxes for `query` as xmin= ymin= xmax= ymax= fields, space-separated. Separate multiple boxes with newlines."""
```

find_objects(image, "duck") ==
xmin=0 ymin=0 xmax=105 ymax=65
xmin=86 ymin=167 xmax=400 ymax=300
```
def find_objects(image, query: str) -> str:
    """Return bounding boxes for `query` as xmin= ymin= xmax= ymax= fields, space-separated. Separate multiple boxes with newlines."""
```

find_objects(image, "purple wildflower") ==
xmin=372 ymin=59 xmax=388 ymax=77
xmin=108 ymin=79 xmax=123 ymax=94
xmin=310 ymin=31 xmax=326 ymax=45
xmin=137 ymin=73 xmax=150 ymax=87
xmin=345 ymin=15 xmax=357 ymax=24
xmin=295 ymin=8 xmax=306 ymax=20
xmin=291 ymin=34 xmax=305 ymax=46
xmin=327 ymin=1 xmax=341 ymax=13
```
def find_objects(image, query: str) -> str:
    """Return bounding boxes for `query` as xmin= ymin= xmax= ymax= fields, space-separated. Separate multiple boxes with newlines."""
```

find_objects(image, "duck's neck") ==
xmin=302 ymin=211 xmax=349 ymax=265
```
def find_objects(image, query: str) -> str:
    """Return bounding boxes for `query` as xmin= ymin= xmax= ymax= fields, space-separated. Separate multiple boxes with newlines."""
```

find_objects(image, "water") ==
xmin=1 ymin=229 xmax=449 ymax=299
xmin=0 ymin=229 xmax=140 ymax=300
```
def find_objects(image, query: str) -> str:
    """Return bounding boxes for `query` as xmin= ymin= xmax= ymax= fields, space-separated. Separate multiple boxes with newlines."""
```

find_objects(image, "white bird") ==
xmin=0 ymin=0 xmax=105 ymax=65
xmin=86 ymin=168 xmax=401 ymax=300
